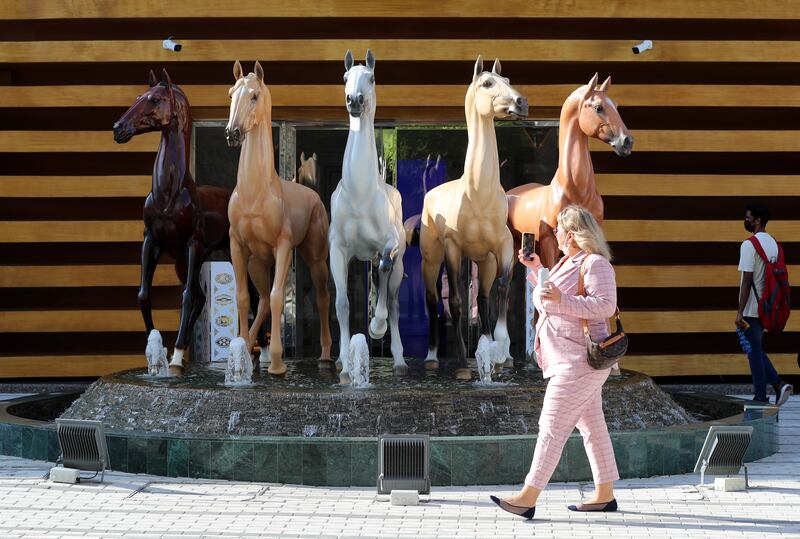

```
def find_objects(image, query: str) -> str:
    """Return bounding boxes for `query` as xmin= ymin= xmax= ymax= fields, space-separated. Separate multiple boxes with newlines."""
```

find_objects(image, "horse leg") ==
xmin=444 ymin=243 xmax=469 ymax=379
xmin=387 ymin=251 xmax=407 ymax=375
xmin=329 ymin=242 xmax=351 ymax=382
xmin=169 ymin=240 xmax=203 ymax=374
xmin=370 ymin=234 xmax=399 ymax=340
xmin=538 ymin=221 xmax=559 ymax=269
xmin=247 ymin=256 xmax=273 ymax=366
xmin=137 ymin=232 xmax=161 ymax=333
xmin=494 ymin=230 xmax=515 ymax=365
xmin=421 ymin=233 xmax=444 ymax=370
xmin=267 ymin=241 xmax=293 ymax=375
xmin=476 ymin=255 xmax=497 ymax=339
xmin=230 ymin=239 xmax=252 ymax=349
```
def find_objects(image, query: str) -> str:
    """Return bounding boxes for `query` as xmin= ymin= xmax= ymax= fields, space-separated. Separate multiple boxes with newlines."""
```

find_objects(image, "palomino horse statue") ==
xmin=226 ymin=60 xmax=332 ymax=375
xmin=506 ymin=74 xmax=633 ymax=268
xmin=329 ymin=49 xmax=408 ymax=380
xmin=419 ymin=57 xmax=528 ymax=379
xmin=295 ymin=152 xmax=318 ymax=189
xmin=113 ymin=69 xmax=232 ymax=374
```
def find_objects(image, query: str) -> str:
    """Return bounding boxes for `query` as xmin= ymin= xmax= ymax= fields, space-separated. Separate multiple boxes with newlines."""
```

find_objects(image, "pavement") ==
xmin=0 ymin=392 xmax=798 ymax=538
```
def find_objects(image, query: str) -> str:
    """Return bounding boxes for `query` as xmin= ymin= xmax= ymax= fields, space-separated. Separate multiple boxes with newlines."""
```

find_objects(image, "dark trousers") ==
xmin=744 ymin=316 xmax=780 ymax=401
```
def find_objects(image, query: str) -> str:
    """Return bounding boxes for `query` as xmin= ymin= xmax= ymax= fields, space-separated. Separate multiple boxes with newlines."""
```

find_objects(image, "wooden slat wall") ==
xmin=1 ymin=3 xmax=799 ymax=378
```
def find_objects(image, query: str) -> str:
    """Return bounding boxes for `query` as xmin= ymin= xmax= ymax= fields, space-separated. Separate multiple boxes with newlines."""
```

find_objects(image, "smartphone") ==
xmin=521 ymin=232 xmax=536 ymax=261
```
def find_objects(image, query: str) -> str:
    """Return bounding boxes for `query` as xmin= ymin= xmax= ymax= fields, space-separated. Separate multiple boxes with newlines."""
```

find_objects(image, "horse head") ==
xmin=226 ymin=60 xmax=271 ymax=148
xmin=343 ymin=49 xmax=376 ymax=118
xmin=113 ymin=69 xmax=180 ymax=143
xmin=297 ymin=152 xmax=319 ymax=187
xmin=469 ymin=56 xmax=528 ymax=121
xmin=576 ymin=73 xmax=634 ymax=157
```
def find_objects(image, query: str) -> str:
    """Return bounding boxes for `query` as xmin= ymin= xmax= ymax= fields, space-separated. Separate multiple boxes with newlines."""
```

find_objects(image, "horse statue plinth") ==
xmin=225 ymin=60 xmax=333 ymax=376
xmin=329 ymin=49 xmax=408 ymax=380
xmin=506 ymin=73 xmax=633 ymax=268
xmin=113 ymin=69 xmax=234 ymax=376
xmin=419 ymin=56 xmax=528 ymax=380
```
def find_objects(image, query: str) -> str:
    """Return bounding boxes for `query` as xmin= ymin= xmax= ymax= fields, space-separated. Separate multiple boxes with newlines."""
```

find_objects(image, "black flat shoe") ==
xmin=567 ymin=498 xmax=618 ymax=512
xmin=489 ymin=495 xmax=536 ymax=520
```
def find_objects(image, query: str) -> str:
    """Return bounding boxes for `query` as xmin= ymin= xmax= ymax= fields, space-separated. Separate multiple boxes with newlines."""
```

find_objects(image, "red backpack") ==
xmin=749 ymin=236 xmax=791 ymax=333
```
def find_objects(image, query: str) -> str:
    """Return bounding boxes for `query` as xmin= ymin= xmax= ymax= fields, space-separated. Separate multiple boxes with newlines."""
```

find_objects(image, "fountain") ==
xmin=474 ymin=335 xmax=506 ymax=384
xmin=225 ymin=337 xmax=253 ymax=386
xmin=145 ymin=330 xmax=169 ymax=378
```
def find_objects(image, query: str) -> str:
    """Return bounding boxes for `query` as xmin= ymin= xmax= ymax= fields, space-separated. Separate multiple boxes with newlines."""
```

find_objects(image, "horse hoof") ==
xmin=369 ymin=320 xmax=387 ymax=339
xmin=454 ymin=368 xmax=472 ymax=380
xmin=335 ymin=359 xmax=343 ymax=372
xmin=168 ymin=365 xmax=184 ymax=377
xmin=268 ymin=361 xmax=287 ymax=376
xmin=318 ymin=358 xmax=335 ymax=370
xmin=393 ymin=364 xmax=408 ymax=376
xmin=339 ymin=372 xmax=352 ymax=385
xmin=424 ymin=360 xmax=439 ymax=371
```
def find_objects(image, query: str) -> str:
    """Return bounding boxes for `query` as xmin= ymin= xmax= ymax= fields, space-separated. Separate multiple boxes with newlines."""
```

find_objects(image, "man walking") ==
xmin=736 ymin=203 xmax=793 ymax=406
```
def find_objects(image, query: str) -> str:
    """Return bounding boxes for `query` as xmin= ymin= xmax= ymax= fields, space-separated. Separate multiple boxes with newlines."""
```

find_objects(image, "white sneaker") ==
xmin=776 ymin=383 xmax=793 ymax=407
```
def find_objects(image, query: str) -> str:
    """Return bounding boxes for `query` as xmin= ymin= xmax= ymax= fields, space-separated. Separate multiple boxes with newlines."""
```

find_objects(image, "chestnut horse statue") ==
xmin=295 ymin=152 xmax=318 ymax=189
xmin=329 ymin=49 xmax=408 ymax=380
xmin=225 ymin=60 xmax=332 ymax=375
xmin=419 ymin=57 xmax=528 ymax=379
xmin=113 ymin=69 xmax=232 ymax=374
xmin=506 ymin=74 xmax=633 ymax=268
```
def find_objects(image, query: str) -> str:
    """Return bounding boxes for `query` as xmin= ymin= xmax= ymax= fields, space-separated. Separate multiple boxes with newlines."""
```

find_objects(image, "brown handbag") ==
xmin=578 ymin=257 xmax=628 ymax=370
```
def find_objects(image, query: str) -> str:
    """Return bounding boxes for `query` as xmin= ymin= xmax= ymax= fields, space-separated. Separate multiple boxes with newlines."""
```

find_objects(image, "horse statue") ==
xmin=506 ymin=74 xmax=633 ymax=268
xmin=329 ymin=49 xmax=408 ymax=381
xmin=113 ymin=69 xmax=232 ymax=375
xmin=419 ymin=56 xmax=528 ymax=379
xmin=225 ymin=60 xmax=332 ymax=375
xmin=295 ymin=152 xmax=319 ymax=189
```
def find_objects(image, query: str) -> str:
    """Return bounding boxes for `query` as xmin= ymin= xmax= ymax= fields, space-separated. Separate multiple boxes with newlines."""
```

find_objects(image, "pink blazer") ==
xmin=527 ymin=250 xmax=618 ymax=379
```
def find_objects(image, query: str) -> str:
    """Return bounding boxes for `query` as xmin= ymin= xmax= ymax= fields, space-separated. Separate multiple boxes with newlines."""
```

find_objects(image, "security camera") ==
xmin=162 ymin=36 xmax=182 ymax=52
xmin=632 ymin=40 xmax=653 ymax=54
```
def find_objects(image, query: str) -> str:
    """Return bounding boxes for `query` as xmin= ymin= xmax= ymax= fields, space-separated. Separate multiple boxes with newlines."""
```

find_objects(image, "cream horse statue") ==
xmin=329 ymin=49 xmax=408 ymax=380
xmin=225 ymin=60 xmax=332 ymax=375
xmin=506 ymin=74 xmax=633 ymax=268
xmin=420 ymin=56 xmax=528 ymax=379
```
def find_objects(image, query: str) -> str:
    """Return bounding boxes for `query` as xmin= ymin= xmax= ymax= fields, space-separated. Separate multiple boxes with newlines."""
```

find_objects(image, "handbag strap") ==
xmin=578 ymin=256 xmax=619 ymax=336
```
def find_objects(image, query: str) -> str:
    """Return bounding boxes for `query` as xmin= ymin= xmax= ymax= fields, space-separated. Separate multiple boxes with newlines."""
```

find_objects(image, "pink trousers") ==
xmin=525 ymin=369 xmax=619 ymax=489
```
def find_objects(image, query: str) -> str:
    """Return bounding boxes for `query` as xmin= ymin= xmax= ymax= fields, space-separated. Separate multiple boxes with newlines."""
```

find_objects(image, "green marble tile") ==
xmin=678 ymin=432 xmax=699 ymax=473
xmin=451 ymin=443 xmax=480 ymax=486
xmin=565 ymin=436 xmax=591 ymax=482
xmin=496 ymin=439 xmax=527 ymax=485
xmin=232 ymin=442 xmax=254 ymax=482
xmin=20 ymin=427 xmax=34 ymax=460
xmin=127 ymin=437 xmax=148 ymax=474
xmin=188 ymin=441 xmax=209 ymax=479
xmin=167 ymin=439 xmax=189 ymax=478
xmin=661 ymin=433 xmax=682 ymax=476
xmin=645 ymin=434 xmax=665 ymax=478
xmin=107 ymin=436 xmax=128 ymax=472
xmin=5 ymin=425 xmax=21 ymax=457
xmin=46 ymin=430 xmax=60 ymax=463
xmin=147 ymin=439 xmax=168 ymax=477
xmin=209 ymin=441 xmax=235 ymax=480
xmin=430 ymin=442 xmax=451 ymax=486
xmin=30 ymin=429 xmax=49 ymax=462
xmin=277 ymin=443 xmax=302 ymax=485
xmin=252 ymin=443 xmax=277 ymax=483
xmin=472 ymin=442 xmax=500 ymax=485
xmin=325 ymin=443 xmax=352 ymax=487
xmin=350 ymin=442 xmax=377 ymax=487
xmin=302 ymin=443 xmax=327 ymax=486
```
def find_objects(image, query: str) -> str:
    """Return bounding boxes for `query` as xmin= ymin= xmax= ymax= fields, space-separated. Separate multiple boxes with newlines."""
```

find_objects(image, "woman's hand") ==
xmin=517 ymin=249 xmax=543 ymax=272
xmin=539 ymin=282 xmax=562 ymax=304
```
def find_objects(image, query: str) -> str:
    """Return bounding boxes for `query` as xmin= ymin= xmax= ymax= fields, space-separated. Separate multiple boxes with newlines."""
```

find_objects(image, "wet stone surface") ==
xmin=61 ymin=361 xmax=697 ymax=437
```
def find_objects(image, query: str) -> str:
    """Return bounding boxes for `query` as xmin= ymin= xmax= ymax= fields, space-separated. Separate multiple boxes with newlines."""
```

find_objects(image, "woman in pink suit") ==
xmin=491 ymin=205 xmax=619 ymax=519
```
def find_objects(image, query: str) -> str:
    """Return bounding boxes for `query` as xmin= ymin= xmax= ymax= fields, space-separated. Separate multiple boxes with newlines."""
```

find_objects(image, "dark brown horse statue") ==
xmin=113 ymin=69 xmax=233 ymax=375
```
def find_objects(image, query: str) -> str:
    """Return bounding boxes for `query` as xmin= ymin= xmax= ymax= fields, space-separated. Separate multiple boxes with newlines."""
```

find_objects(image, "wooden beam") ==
xmin=0 ymin=176 xmax=151 ymax=198
xmin=4 ymin=39 xmax=800 ymax=64
xmin=4 ymin=84 xmax=800 ymax=108
xmin=623 ymin=353 xmax=800 ymax=377
xmin=0 ymin=354 xmax=146 ymax=378
xmin=0 ymin=309 xmax=178 ymax=332
xmin=3 ymin=1 xmax=798 ymax=20
xmin=596 ymin=174 xmax=800 ymax=196
xmin=3 ymin=219 xmax=797 ymax=243
xmin=5 ymin=130 xmax=800 ymax=153
xmin=0 ymin=265 xmax=180 ymax=287
xmin=622 ymin=310 xmax=800 ymax=333
xmin=603 ymin=220 xmax=800 ymax=242
xmin=615 ymin=265 xmax=800 ymax=288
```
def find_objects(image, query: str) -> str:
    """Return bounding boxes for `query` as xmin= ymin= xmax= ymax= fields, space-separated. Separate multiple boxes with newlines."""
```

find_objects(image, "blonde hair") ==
xmin=557 ymin=205 xmax=612 ymax=260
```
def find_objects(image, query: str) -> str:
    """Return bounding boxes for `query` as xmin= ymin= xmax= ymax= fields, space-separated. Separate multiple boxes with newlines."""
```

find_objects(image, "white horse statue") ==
xmin=329 ymin=49 xmax=408 ymax=382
